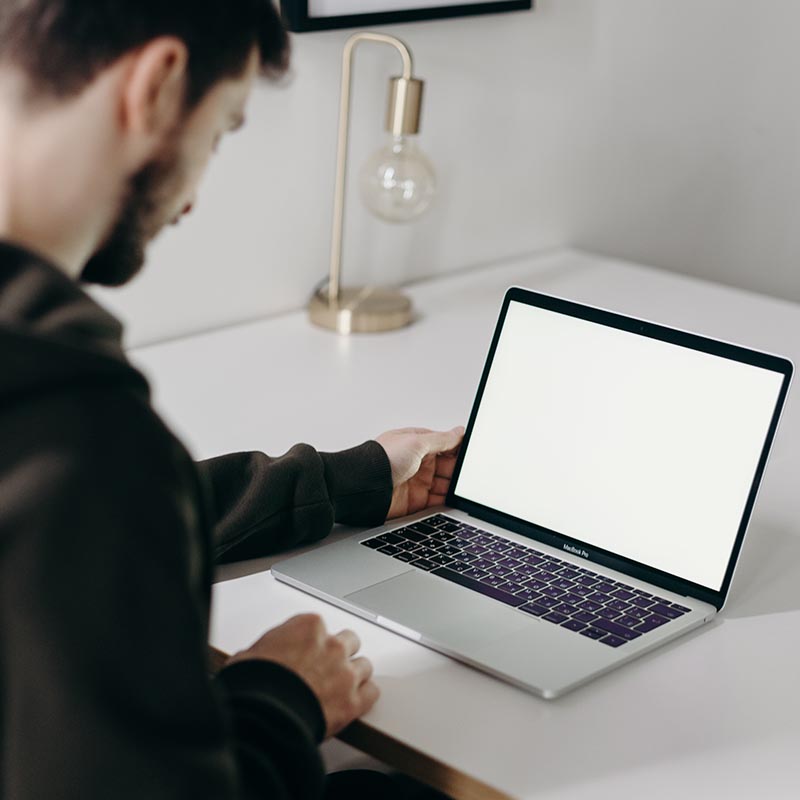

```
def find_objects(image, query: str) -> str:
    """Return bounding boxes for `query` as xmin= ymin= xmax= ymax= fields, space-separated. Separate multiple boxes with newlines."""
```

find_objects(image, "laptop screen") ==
xmin=451 ymin=297 xmax=788 ymax=593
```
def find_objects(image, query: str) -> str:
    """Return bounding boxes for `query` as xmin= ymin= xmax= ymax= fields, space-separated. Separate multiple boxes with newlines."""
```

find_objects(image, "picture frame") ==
xmin=280 ymin=1 xmax=533 ymax=33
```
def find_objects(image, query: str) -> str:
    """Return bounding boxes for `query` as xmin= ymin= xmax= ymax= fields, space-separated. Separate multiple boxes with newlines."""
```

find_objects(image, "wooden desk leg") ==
xmin=338 ymin=720 xmax=512 ymax=800
xmin=209 ymin=647 xmax=510 ymax=800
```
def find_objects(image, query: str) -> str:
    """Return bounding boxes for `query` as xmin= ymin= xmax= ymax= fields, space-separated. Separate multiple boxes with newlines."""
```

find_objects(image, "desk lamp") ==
xmin=308 ymin=32 xmax=436 ymax=334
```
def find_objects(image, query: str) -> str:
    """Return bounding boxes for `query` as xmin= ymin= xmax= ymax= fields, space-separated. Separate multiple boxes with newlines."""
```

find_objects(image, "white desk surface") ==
xmin=131 ymin=249 xmax=800 ymax=800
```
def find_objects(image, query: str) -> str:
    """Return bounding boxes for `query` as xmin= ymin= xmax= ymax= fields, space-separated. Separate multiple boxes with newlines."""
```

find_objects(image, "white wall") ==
xmin=92 ymin=1 xmax=800 ymax=347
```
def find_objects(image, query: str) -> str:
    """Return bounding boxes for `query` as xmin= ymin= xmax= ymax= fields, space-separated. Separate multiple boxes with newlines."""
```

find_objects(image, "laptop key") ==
xmin=599 ymin=635 xmax=627 ymax=648
xmin=611 ymin=589 xmax=635 ymax=601
xmin=592 ymin=618 xmax=642 ymax=640
xmin=635 ymin=614 xmax=670 ymax=632
xmin=561 ymin=592 xmax=584 ymax=605
xmin=435 ymin=544 xmax=462 ymax=557
xmin=650 ymin=603 xmax=684 ymax=619
xmin=578 ymin=600 xmax=602 ymax=612
xmin=615 ymin=615 xmax=641 ymax=628
xmin=413 ymin=546 xmax=439 ymax=559
xmin=518 ymin=602 xmax=548 ymax=616
xmin=553 ymin=603 xmax=578 ymax=616
xmin=428 ymin=554 xmax=454 ymax=567
xmin=393 ymin=551 xmax=417 ymax=563
xmin=411 ymin=558 xmax=438 ymax=571
xmin=376 ymin=532 xmax=404 ymax=545
xmin=480 ymin=574 xmax=511 ymax=588
xmin=672 ymin=603 xmax=692 ymax=613
xmin=572 ymin=611 xmax=599 ymax=624
xmin=594 ymin=582 xmax=616 ymax=594
xmin=539 ymin=561 xmax=562 ymax=574
xmin=627 ymin=607 xmax=650 ymax=620
xmin=378 ymin=544 xmax=401 ymax=556
xmin=432 ymin=567 xmax=526 ymax=607
xmin=514 ymin=564 xmax=543 ymax=577
xmin=543 ymin=612 xmax=569 ymax=624
xmin=561 ymin=619 xmax=587 ymax=632
xmin=596 ymin=608 xmax=621 ymax=620
xmin=447 ymin=560 xmax=471 ymax=573
xmin=514 ymin=588 xmax=542 ymax=602
xmin=439 ymin=523 xmax=461 ymax=533
xmin=580 ymin=627 xmax=605 ymax=640
xmin=523 ymin=554 xmax=546 ymax=566
xmin=523 ymin=578 xmax=548 ymax=591
xmin=462 ymin=567 xmax=488 ymax=580
xmin=362 ymin=538 xmax=383 ymax=549
xmin=538 ymin=597 xmax=560 ymax=608
xmin=494 ymin=581 xmax=522 ymax=593
xmin=487 ymin=564 xmax=514 ymax=578
xmin=631 ymin=596 xmax=655 ymax=608
xmin=607 ymin=600 xmax=630 ymax=612
xmin=408 ymin=521 xmax=439 ymax=535
xmin=399 ymin=529 xmax=427 ymax=543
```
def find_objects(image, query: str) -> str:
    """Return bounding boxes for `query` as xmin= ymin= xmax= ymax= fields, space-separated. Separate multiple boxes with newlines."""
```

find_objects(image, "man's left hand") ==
xmin=375 ymin=426 xmax=465 ymax=520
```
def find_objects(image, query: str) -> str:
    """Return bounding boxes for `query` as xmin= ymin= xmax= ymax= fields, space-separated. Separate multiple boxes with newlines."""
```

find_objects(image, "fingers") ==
xmin=431 ymin=476 xmax=450 ymax=496
xmin=350 ymin=656 xmax=374 ymax=685
xmin=435 ymin=454 xmax=458 ymax=479
xmin=334 ymin=629 xmax=361 ymax=658
xmin=357 ymin=679 xmax=381 ymax=715
xmin=422 ymin=426 xmax=465 ymax=456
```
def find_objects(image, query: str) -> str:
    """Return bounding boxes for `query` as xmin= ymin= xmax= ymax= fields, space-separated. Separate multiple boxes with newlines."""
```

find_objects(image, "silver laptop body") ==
xmin=274 ymin=288 xmax=793 ymax=698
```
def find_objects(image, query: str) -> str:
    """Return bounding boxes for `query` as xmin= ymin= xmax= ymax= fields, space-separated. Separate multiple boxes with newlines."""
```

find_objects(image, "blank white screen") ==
xmin=454 ymin=301 xmax=784 ymax=591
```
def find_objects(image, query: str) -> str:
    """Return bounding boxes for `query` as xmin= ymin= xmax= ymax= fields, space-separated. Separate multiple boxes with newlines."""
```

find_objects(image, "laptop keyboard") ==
xmin=361 ymin=514 xmax=691 ymax=648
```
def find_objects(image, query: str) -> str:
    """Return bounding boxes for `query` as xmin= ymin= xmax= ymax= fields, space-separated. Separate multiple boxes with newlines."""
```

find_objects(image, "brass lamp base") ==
xmin=308 ymin=287 xmax=413 ymax=334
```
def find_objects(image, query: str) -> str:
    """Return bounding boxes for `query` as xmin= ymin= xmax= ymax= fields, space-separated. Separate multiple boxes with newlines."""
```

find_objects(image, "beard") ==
xmin=80 ymin=142 xmax=187 ymax=287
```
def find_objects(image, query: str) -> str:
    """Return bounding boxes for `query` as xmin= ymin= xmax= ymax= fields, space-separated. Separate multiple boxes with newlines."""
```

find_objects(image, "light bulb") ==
xmin=359 ymin=135 xmax=436 ymax=223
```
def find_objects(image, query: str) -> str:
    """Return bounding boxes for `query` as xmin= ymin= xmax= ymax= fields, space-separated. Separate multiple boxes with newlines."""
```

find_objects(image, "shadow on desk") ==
xmin=723 ymin=522 xmax=800 ymax=619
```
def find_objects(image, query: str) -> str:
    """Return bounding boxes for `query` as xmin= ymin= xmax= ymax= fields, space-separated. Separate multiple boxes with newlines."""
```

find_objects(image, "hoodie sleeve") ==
xmin=0 ymin=387 xmax=326 ymax=800
xmin=197 ymin=441 xmax=394 ymax=565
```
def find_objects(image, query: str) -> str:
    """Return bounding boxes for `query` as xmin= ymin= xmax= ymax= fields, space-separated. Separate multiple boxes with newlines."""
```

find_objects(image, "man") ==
xmin=0 ymin=2 xmax=463 ymax=797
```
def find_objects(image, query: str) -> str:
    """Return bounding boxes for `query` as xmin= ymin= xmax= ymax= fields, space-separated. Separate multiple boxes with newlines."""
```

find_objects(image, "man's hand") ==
xmin=375 ymin=426 xmax=465 ymax=519
xmin=227 ymin=614 xmax=378 ymax=738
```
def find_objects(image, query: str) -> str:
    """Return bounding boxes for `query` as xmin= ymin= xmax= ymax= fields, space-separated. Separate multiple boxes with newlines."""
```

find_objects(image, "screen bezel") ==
xmin=446 ymin=287 xmax=794 ymax=610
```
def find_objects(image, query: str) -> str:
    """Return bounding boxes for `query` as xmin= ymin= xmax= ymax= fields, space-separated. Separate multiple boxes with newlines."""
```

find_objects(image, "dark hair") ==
xmin=0 ymin=0 xmax=290 ymax=106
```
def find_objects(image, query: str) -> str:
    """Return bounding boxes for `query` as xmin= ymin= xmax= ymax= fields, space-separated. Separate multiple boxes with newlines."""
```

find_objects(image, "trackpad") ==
xmin=346 ymin=570 xmax=529 ymax=652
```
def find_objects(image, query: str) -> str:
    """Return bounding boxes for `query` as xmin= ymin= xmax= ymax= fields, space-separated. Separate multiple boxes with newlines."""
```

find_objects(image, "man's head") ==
xmin=0 ymin=1 xmax=289 ymax=285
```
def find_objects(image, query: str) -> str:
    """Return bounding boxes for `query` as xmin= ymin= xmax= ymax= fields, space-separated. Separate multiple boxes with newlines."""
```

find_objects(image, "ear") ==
xmin=119 ymin=37 xmax=189 ymax=152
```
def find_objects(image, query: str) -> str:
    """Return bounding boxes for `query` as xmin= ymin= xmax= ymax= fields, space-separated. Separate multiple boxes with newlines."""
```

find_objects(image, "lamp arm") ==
xmin=327 ymin=33 xmax=415 ymax=303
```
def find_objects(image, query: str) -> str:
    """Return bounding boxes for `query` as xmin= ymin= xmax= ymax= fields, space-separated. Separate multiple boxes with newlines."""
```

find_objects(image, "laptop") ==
xmin=273 ymin=287 xmax=793 ymax=698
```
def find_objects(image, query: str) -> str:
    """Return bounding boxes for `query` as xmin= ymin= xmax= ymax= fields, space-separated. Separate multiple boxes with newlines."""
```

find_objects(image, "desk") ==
xmin=131 ymin=249 xmax=800 ymax=799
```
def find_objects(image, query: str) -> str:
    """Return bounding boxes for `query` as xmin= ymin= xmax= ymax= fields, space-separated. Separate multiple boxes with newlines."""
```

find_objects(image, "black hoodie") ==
xmin=0 ymin=241 xmax=394 ymax=799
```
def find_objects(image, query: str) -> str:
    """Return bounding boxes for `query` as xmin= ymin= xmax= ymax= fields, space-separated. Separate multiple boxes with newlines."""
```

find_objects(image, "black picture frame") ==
xmin=280 ymin=1 xmax=533 ymax=33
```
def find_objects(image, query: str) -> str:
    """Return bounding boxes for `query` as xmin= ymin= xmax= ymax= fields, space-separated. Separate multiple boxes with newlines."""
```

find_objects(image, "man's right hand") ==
xmin=226 ymin=613 xmax=379 ymax=738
